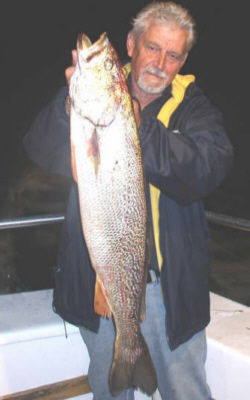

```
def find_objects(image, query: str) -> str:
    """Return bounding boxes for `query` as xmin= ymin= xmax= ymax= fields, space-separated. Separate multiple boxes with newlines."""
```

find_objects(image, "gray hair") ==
xmin=131 ymin=1 xmax=196 ymax=52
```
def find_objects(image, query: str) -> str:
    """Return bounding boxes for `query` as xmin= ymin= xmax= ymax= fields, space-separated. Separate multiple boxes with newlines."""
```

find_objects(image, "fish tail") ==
xmin=109 ymin=333 xmax=157 ymax=396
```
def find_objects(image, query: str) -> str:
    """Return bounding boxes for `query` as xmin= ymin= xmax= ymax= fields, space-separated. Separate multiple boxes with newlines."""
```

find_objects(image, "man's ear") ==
xmin=126 ymin=31 xmax=135 ymax=57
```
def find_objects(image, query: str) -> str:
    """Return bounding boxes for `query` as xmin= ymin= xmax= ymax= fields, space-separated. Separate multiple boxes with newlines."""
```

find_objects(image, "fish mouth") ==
xmin=77 ymin=32 xmax=109 ymax=63
xmin=71 ymin=32 xmax=123 ymax=128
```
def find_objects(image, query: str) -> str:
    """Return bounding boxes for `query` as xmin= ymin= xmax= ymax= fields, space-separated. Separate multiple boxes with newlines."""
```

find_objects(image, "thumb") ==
xmin=71 ymin=49 xmax=78 ymax=66
xmin=65 ymin=50 xmax=78 ymax=87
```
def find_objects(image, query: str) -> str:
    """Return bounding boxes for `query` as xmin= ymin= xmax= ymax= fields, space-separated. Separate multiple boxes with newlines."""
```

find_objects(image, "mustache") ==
xmin=142 ymin=66 xmax=167 ymax=79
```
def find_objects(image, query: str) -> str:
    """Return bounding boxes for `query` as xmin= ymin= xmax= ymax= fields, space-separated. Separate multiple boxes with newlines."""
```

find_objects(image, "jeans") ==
xmin=79 ymin=278 xmax=212 ymax=400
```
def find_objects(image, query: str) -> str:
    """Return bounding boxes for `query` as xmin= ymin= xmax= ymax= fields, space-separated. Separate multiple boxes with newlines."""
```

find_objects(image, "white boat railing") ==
xmin=0 ymin=214 xmax=65 ymax=230
xmin=0 ymin=210 xmax=250 ymax=231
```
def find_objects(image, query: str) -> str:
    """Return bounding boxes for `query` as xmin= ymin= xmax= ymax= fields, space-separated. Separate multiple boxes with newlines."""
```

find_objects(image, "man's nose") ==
xmin=155 ymin=52 xmax=166 ymax=70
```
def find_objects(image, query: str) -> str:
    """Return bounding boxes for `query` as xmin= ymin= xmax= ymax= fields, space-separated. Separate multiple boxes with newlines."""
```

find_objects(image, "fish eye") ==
xmin=104 ymin=58 xmax=113 ymax=71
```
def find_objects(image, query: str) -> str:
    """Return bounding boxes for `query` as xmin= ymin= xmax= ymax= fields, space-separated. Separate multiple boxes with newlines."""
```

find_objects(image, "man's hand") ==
xmin=65 ymin=50 xmax=78 ymax=87
xmin=132 ymin=98 xmax=141 ymax=128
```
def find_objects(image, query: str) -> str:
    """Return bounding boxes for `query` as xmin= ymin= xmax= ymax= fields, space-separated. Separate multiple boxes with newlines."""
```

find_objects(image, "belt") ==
xmin=147 ymin=269 xmax=160 ymax=284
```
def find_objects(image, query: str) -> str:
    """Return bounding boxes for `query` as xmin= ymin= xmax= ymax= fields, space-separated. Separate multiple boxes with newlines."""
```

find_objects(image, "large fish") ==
xmin=69 ymin=32 xmax=157 ymax=397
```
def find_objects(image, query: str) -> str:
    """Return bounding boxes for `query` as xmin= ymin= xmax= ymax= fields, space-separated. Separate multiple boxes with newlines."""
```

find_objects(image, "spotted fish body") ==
xmin=69 ymin=32 xmax=157 ymax=396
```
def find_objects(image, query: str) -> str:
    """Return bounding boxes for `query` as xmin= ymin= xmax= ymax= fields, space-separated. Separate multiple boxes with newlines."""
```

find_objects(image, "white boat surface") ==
xmin=0 ymin=289 xmax=250 ymax=399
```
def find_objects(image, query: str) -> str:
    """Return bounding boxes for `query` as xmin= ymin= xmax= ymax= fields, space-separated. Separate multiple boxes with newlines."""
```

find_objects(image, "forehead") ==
xmin=139 ymin=22 xmax=188 ymax=52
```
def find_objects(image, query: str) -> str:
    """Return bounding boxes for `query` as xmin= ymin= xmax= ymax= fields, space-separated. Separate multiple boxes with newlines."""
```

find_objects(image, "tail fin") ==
xmin=109 ymin=333 xmax=157 ymax=397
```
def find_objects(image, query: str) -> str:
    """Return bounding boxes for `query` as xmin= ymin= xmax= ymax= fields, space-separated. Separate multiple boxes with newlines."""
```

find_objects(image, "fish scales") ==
xmin=69 ymin=32 xmax=157 ymax=396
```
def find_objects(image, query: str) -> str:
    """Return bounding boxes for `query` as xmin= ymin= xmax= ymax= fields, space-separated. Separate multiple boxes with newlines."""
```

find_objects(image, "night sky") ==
xmin=0 ymin=0 xmax=249 ymax=217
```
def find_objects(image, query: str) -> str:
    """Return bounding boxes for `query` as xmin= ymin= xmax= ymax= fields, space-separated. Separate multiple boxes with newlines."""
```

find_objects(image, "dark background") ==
xmin=0 ymin=0 xmax=248 ymax=216
xmin=0 ymin=0 xmax=249 ymax=301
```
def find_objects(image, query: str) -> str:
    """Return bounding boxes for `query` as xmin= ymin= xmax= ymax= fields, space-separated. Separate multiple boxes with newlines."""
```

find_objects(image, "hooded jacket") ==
xmin=23 ymin=70 xmax=233 ymax=350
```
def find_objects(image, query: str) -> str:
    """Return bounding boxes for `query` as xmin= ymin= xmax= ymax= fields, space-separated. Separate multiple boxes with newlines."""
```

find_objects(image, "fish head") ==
xmin=70 ymin=32 xmax=126 ymax=127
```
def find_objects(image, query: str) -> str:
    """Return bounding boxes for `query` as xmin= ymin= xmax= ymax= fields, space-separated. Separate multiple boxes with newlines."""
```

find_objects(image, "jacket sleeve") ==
xmin=23 ymin=86 xmax=73 ymax=178
xmin=139 ymin=90 xmax=234 ymax=205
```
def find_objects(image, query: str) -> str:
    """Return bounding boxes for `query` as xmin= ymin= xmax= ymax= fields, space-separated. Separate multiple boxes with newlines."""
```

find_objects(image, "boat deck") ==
xmin=0 ymin=289 xmax=250 ymax=399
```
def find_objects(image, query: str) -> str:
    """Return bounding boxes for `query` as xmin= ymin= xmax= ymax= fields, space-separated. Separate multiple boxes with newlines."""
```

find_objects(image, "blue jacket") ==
xmin=23 ymin=75 xmax=233 ymax=350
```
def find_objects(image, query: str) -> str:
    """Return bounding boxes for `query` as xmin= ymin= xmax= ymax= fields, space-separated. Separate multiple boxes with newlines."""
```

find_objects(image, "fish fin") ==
xmin=139 ymin=273 xmax=146 ymax=322
xmin=71 ymin=142 xmax=78 ymax=182
xmin=139 ymin=218 xmax=154 ymax=322
xmin=87 ymin=129 xmax=100 ymax=176
xmin=109 ymin=332 xmax=157 ymax=396
xmin=94 ymin=276 xmax=112 ymax=318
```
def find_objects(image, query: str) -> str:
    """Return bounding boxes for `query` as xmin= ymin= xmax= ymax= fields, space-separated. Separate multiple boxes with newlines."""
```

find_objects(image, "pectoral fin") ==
xmin=94 ymin=275 xmax=112 ymax=318
xmin=139 ymin=218 xmax=154 ymax=322
xmin=71 ymin=142 xmax=78 ymax=182
xmin=87 ymin=128 xmax=100 ymax=176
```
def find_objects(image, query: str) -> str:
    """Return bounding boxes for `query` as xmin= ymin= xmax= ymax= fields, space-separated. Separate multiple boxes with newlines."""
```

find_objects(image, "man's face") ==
xmin=127 ymin=22 xmax=188 ymax=95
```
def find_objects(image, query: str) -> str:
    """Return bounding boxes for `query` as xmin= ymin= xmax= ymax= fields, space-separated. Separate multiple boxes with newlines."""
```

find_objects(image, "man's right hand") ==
xmin=65 ymin=49 xmax=78 ymax=87
xmin=132 ymin=98 xmax=141 ymax=128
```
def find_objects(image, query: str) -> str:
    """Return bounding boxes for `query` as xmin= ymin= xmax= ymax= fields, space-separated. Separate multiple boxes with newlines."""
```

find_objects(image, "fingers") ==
xmin=132 ymin=98 xmax=141 ymax=128
xmin=71 ymin=49 xmax=78 ymax=66
xmin=65 ymin=49 xmax=78 ymax=87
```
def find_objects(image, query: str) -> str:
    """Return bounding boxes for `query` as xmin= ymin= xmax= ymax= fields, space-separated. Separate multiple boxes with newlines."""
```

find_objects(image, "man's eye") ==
xmin=166 ymin=52 xmax=183 ymax=64
xmin=147 ymin=45 xmax=158 ymax=52
xmin=168 ymin=52 xmax=178 ymax=60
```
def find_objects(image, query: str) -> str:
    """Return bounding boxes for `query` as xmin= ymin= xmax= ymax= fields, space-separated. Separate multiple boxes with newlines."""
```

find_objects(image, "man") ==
xmin=23 ymin=2 xmax=233 ymax=399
